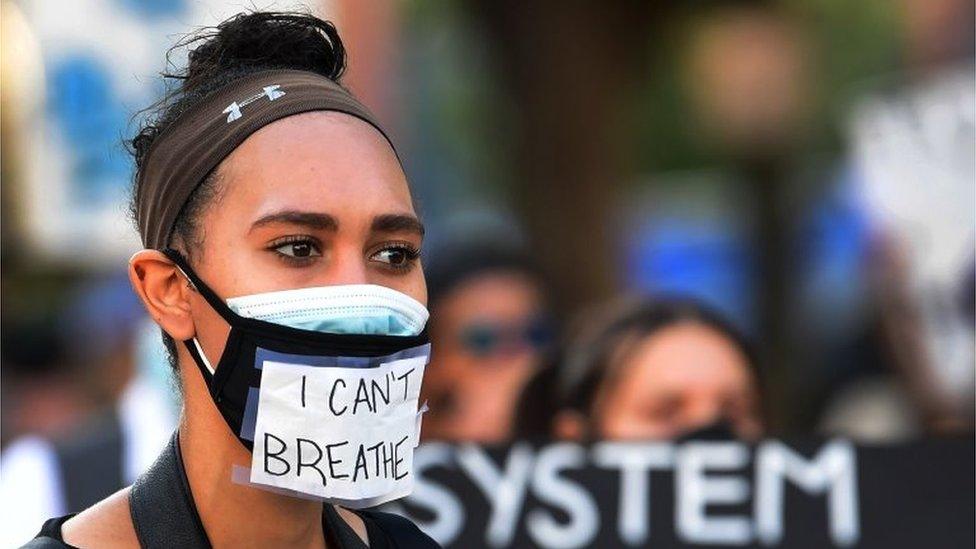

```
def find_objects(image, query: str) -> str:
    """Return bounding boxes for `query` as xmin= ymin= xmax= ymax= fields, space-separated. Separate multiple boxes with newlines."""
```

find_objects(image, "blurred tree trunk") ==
xmin=334 ymin=0 xmax=402 ymax=133
xmin=469 ymin=1 xmax=658 ymax=315
xmin=742 ymin=157 xmax=792 ymax=432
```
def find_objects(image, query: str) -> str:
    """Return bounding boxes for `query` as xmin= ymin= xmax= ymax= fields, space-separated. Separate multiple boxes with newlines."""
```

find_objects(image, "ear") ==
xmin=128 ymin=249 xmax=196 ymax=342
xmin=553 ymin=410 xmax=587 ymax=441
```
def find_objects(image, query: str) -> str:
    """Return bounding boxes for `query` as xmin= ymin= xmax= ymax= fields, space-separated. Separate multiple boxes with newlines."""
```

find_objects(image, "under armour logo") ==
xmin=223 ymin=85 xmax=286 ymax=123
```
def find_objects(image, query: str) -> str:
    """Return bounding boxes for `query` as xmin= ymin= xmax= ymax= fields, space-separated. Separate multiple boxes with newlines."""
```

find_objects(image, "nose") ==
xmin=684 ymin=397 xmax=724 ymax=432
xmin=322 ymin=244 xmax=370 ymax=285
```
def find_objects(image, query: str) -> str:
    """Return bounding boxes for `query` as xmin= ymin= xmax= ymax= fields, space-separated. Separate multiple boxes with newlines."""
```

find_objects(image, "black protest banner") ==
xmin=382 ymin=438 xmax=974 ymax=548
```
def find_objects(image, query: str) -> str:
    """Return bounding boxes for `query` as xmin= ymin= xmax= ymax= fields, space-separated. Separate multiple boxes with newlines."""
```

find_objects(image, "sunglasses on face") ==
xmin=457 ymin=317 xmax=553 ymax=357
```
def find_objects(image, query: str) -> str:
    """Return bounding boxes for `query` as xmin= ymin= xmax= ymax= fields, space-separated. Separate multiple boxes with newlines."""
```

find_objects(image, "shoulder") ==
xmin=59 ymin=487 xmax=139 ymax=549
xmin=358 ymin=509 xmax=441 ymax=548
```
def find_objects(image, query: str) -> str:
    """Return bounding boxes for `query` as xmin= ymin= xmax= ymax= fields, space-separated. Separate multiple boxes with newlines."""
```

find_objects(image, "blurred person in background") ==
xmin=624 ymin=4 xmax=819 ymax=433
xmin=0 ymin=316 xmax=84 ymax=445
xmin=420 ymin=234 xmax=554 ymax=443
xmin=525 ymin=297 xmax=763 ymax=441
xmin=820 ymin=0 xmax=975 ymax=441
xmin=1 ymin=274 xmax=176 ymax=547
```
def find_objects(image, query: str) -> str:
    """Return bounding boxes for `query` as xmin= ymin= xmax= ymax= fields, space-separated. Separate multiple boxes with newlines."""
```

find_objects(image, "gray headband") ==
xmin=136 ymin=69 xmax=392 ymax=250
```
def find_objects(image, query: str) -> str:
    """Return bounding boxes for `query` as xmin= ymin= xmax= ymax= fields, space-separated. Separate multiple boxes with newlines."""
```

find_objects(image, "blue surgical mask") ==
xmin=226 ymin=284 xmax=429 ymax=336
xmin=167 ymin=248 xmax=431 ymax=507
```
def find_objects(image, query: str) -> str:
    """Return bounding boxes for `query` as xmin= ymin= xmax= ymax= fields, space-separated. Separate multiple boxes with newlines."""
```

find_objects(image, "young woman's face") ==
xmin=594 ymin=322 xmax=762 ymax=440
xmin=186 ymin=111 xmax=425 ymax=360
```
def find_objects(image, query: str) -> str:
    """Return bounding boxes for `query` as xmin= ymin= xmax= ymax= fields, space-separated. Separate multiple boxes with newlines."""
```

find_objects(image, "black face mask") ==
xmin=163 ymin=249 xmax=430 ymax=451
xmin=677 ymin=420 xmax=738 ymax=443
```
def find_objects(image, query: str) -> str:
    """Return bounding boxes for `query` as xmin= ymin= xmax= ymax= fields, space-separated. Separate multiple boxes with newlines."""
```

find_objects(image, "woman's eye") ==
xmin=273 ymin=240 xmax=322 ymax=259
xmin=370 ymin=245 xmax=419 ymax=270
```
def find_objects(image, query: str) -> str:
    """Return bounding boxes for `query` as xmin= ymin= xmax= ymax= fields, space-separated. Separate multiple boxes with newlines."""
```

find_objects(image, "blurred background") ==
xmin=1 ymin=0 xmax=973 ymax=545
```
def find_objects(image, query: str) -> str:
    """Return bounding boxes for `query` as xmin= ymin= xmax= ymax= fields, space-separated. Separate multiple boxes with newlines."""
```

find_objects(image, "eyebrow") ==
xmin=249 ymin=210 xmax=424 ymax=236
xmin=371 ymin=214 xmax=425 ymax=237
xmin=250 ymin=211 xmax=338 ymax=232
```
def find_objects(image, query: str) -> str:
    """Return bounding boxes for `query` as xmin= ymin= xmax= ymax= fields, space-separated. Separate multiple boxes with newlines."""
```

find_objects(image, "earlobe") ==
xmin=128 ymin=249 xmax=196 ymax=341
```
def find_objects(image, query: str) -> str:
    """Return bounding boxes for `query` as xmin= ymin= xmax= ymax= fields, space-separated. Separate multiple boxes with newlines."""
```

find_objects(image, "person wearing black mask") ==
xmin=541 ymin=298 xmax=764 ymax=442
xmin=25 ymin=12 xmax=438 ymax=549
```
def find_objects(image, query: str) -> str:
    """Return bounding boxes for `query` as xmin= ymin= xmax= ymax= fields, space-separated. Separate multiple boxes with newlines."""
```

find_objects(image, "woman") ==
xmin=523 ymin=297 xmax=764 ymax=441
xmin=27 ymin=12 xmax=438 ymax=548
xmin=420 ymin=234 xmax=553 ymax=442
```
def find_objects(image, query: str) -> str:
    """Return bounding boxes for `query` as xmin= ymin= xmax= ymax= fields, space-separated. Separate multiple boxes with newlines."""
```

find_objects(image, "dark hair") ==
xmin=128 ymin=11 xmax=349 ymax=370
xmin=515 ymin=296 xmax=762 ymax=438
xmin=565 ymin=297 xmax=759 ymax=411
xmin=425 ymin=236 xmax=543 ymax=312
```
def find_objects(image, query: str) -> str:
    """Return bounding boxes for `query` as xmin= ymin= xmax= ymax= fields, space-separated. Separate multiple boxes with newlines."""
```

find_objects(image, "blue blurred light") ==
xmin=114 ymin=0 xmax=185 ymax=19
xmin=47 ymin=55 xmax=132 ymax=205
xmin=625 ymin=216 xmax=756 ymax=333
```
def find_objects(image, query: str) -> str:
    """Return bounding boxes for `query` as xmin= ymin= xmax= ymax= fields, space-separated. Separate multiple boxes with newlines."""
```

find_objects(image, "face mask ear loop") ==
xmin=191 ymin=338 xmax=217 ymax=376
xmin=164 ymin=249 xmax=220 ymax=386
xmin=183 ymin=338 xmax=217 ymax=388
xmin=170 ymin=261 xmax=199 ymax=294
xmin=161 ymin=248 xmax=243 ymax=324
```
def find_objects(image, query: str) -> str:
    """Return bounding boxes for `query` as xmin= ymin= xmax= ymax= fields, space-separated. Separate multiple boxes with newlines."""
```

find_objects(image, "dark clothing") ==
xmin=54 ymin=410 xmax=125 ymax=513
xmin=23 ymin=515 xmax=77 ymax=549
xmin=24 ymin=433 xmax=438 ymax=548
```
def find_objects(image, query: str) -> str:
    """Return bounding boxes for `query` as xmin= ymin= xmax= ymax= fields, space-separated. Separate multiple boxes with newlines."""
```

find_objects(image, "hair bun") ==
xmin=179 ymin=11 xmax=346 ymax=93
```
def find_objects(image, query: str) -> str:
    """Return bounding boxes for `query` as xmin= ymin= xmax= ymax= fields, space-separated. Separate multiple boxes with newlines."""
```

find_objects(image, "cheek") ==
xmin=467 ymin=360 xmax=535 ymax=393
xmin=364 ymin=260 xmax=426 ymax=307
xmin=403 ymin=270 xmax=427 ymax=308
xmin=429 ymin=344 xmax=467 ymax=375
xmin=188 ymin=292 xmax=232 ymax=361
xmin=429 ymin=322 xmax=463 ymax=360
xmin=413 ymin=263 xmax=428 ymax=306
xmin=193 ymin=224 xmax=276 ymax=298
xmin=599 ymin=407 xmax=673 ymax=440
xmin=598 ymin=385 xmax=670 ymax=440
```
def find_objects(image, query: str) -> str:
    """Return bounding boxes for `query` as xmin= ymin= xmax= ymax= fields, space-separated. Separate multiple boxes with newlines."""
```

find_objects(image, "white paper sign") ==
xmin=250 ymin=355 xmax=426 ymax=506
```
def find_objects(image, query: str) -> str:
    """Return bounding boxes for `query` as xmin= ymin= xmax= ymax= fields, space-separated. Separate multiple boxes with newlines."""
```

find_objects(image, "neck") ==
xmin=177 ymin=358 xmax=328 ymax=549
